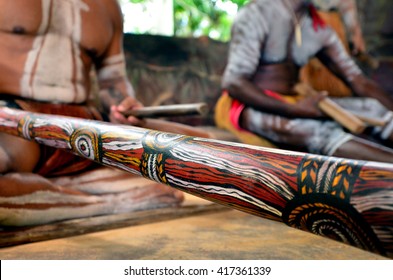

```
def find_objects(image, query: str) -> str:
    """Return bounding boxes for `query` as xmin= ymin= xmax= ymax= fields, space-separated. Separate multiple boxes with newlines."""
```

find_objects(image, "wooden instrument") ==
xmin=0 ymin=107 xmax=392 ymax=258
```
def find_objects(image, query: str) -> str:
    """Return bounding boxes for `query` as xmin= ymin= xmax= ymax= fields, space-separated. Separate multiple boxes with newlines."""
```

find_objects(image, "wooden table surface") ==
xmin=0 ymin=208 xmax=387 ymax=260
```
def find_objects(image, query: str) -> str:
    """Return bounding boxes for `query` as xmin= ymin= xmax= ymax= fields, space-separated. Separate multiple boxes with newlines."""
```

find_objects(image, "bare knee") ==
xmin=0 ymin=133 xmax=40 ymax=173
xmin=334 ymin=137 xmax=393 ymax=163
xmin=0 ymin=146 xmax=13 ymax=173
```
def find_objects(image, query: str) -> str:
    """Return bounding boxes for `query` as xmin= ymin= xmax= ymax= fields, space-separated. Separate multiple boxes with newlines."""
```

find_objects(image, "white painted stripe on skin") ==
xmin=0 ymin=206 xmax=106 ymax=226
xmin=97 ymin=63 xmax=127 ymax=81
xmin=381 ymin=118 xmax=393 ymax=140
xmin=0 ymin=189 xmax=162 ymax=226
xmin=71 ymin=0 xmax=90 ymax=102
xmin=20 ymin=0 xmax=51 ymax=98
xmin=20 ymin=0 xmax=89 ymax=103
xmin=325 ymin=133 xmax=353 ymax=156
xmin=98 ymin=54 xmax=128 ymax=82
xmin=0 ymin=190 xmax=103 ymax=205
xmin=102 ymin=54 xmax=125 ymax=65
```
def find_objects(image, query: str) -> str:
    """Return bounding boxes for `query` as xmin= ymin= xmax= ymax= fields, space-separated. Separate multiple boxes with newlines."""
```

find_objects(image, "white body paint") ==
xmin=97 ymin=54 xmax=127 ymax=81
xmin=20 ymin=0 xmax=90 ymax=103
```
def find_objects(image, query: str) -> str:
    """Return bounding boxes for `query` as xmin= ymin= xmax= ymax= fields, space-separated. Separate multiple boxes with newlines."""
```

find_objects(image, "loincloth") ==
xmin=2 ymin=98 xmax=103 ymax=177
xmin=214 ymin=92 xmax=276 ymax=148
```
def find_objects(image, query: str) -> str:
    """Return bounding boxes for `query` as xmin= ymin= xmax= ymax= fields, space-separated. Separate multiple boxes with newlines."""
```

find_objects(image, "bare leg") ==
xmin=0 ymin=133 xmax=40 ymax=173
xmin=241 ymin=108 xmax=393 ymax=163
xmin=0 ymin=171 xmax=183 ymax=226
xmin=0 ymin=133 xmax=95 ymax=226
xmin=333 ymin=137 xmax=393 ymax=163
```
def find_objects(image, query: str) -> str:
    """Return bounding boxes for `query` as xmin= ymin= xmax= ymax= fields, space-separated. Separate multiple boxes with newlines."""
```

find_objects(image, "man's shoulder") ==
xmin=238 ymin=0 xmax=271 ymax=15
xmin=235 ymin=0 xmax=283 ymax=24
xmin=99 ymin=0 xmax=122 ymax=15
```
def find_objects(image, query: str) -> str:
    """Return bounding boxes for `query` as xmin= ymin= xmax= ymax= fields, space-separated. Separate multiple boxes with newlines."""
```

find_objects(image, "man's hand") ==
xmin=350 ymin=26 xmax=366 ymax=56
xmin=109 ymin=96 xmax=145 ymax=126
xmin=296 ymin=94 xmax=326 ymax=118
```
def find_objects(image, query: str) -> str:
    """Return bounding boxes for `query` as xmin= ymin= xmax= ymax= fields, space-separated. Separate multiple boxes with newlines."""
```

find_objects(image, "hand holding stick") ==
xmin=294 ymin=83 xmax=367 ymax=134
xmin=121 ymin=102 xmax=212 ymax=138
xmin=294 ymin=83 xmax=388 ymax=129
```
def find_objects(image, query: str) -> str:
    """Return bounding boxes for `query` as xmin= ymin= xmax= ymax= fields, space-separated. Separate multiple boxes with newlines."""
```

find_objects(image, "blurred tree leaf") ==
xmin=126 ymin=0 xmax=249 ymax=41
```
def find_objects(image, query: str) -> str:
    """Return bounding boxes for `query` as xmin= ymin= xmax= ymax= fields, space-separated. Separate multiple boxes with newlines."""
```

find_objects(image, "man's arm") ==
xmin=316 ymin=30 xmax=393 ymax=110
xmin=335 ymin=0 xmax=366 ymax=54
xmin=223 ymin=73 xmax=324 ymax=118
xmin=95 ymin=0 xmax=143 ymax=125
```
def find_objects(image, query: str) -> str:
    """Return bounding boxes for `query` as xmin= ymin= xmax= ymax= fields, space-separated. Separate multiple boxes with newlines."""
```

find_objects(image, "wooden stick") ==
xmin=0 ymin=107 xmax=392 ymax=258
xmin=294 ymin=83 xmax=367 ymax=134
xmin=123 ymin=103 xmax=209 ymax=118
xmin=318 ymin=98 xmax=367 ymax=134
xmin=352 ymin=114 xmax=387 ymax=127
xmin=123 ymin=103 xmax=212 ymax=138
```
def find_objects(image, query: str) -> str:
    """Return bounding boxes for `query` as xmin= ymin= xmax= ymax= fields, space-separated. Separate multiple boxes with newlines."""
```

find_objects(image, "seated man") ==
xmin=217 ymin=0 xmax=393 ymax=163
xmin=0 ymin=0 xmax=184 ymax=226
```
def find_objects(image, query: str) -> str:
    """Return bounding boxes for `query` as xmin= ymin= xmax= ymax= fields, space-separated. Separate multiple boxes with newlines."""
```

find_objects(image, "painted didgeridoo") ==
xmin=0 ymin=107 xmax=392 ymax=258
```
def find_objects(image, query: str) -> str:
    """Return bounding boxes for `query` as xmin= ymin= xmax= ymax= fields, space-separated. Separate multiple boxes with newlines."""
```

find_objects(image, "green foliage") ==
xmin=127 ymin=0 xmax=249 ymax=41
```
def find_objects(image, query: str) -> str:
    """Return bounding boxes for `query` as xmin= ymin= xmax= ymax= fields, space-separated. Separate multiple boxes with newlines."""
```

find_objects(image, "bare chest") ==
xmin=0 ymin=0 xmax=113 ymax=56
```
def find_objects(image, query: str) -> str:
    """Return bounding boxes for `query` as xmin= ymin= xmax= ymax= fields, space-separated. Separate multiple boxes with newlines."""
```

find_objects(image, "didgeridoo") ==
xmin=0 ymin=107 xmax=392 ymax=258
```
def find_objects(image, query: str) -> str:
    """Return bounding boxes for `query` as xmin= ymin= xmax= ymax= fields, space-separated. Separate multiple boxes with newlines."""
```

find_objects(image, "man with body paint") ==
xmin=217 ymin=0 xmax=393 ymax=162
xmin=0 ymin=0 xmax=183 ymax=226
